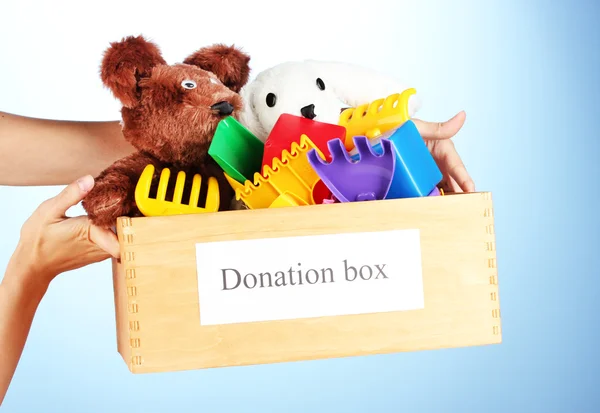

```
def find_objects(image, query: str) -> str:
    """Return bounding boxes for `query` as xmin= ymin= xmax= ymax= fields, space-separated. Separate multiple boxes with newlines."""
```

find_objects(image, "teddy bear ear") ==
xmin=183 ymin=44 xmax=251 ymax=93
xmin=100 ymin=35 xmax=166 ymax=108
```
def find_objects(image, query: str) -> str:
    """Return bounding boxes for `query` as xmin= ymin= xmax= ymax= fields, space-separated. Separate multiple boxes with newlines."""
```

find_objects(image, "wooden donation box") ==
xmin=111 ymin=192 xmax=501 ymax=374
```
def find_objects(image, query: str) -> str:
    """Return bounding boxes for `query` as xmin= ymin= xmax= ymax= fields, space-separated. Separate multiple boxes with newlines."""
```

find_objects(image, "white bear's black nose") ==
xmin=301 ymin=104 xmax=316 ymax=120
xmin=211 ymin=101 xmax=234 ymax=116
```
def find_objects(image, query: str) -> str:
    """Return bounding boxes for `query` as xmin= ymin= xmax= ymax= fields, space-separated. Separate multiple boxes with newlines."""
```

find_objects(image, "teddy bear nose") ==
xmin=301 ymin=104 xmax=316 ymax=120
xmin=211 ymin=101 xmax=235 ymax=116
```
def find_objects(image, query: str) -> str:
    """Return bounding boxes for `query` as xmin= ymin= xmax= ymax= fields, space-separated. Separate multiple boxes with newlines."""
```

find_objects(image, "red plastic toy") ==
xmin=311 ymin=179 xmax=335 ymax=204
xmin=262 ymin=114 xmax=347 ymax=167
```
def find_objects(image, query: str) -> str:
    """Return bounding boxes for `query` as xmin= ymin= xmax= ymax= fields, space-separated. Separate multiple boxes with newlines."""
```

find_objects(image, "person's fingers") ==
xmin=89 ymin=223 xmax=121 ymax=259
xmin=438 ymin=175 xmax=460 ymax=193
xmin=413 ymin=110 xmax=466 ymax=141
xmin=45 ymin=216 xmax=113 ymax=275
xmin=455 ymin=172 xmax=475 ymax=192
xmin=448 ymin=176 xmax=463 ymax=193
xmin=46 ymin=175 xmax=95 ymax=218
xmin=440 ymin=144 xmax=475 ymax=192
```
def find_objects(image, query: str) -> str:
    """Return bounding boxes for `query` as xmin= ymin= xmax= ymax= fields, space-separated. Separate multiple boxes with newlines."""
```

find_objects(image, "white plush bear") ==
xmin=238 ymin=60 xmax=423 ymax=143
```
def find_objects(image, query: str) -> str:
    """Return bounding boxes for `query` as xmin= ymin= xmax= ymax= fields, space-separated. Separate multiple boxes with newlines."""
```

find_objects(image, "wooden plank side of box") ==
xmin=112 ymin=192 xmax=501 ymax=374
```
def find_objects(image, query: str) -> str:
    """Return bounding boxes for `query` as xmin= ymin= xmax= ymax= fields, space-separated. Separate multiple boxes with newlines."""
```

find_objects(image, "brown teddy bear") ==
xmin=82 ymin=35 xmax=251 ymax=228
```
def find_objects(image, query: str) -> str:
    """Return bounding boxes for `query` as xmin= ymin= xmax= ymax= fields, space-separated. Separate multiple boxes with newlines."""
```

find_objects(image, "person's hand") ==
xmin=7 ymin=175 xmax=120 ymax=290
xmin=412 ymin=111 xmax=475 ymax=193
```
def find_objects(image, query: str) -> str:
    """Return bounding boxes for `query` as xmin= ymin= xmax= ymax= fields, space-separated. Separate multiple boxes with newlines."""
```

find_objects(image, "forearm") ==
xmin=0 ymin=258 xmax=47 ymax=406
xmin=0 ymin=111 xmax=135 ymax=186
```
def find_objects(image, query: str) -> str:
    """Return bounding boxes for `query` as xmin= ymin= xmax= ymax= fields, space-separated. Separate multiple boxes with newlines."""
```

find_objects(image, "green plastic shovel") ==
xmin=208 ymin=116 xmax=264 ymax=183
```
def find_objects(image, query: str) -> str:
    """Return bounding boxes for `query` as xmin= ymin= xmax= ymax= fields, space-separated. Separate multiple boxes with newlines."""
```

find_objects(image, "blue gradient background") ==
xmin=0 ymin=0 xmax=598 ymax=411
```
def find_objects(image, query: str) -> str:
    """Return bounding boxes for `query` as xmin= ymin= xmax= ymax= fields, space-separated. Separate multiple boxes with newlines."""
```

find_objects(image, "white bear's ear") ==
xmin=303 ymin=60 xmax=422 ymax=116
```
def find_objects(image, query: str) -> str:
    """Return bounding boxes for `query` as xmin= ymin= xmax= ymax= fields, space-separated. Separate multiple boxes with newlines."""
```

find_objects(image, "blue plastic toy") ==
xmin=349 ymin=120 xmax=443 ymax=198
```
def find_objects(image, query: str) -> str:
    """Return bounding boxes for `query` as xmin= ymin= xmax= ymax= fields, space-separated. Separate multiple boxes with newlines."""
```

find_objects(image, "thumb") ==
xmin=412 ymin=110 xmax=466 ymax=140
xmin=48 ymin=175 xmax=95 ymax=218
xmin=89 ymin=223 xmax=121 ymax=259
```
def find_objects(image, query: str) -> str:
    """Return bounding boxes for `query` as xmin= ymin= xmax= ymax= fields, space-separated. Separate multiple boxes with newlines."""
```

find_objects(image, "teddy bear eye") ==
xmin=316 ymin=78 xmax=325 ymax=91
xmin=181 ymin=80 xmax=197 ymax=90
xmin=266 ymin=93 xmax=277 ymax=107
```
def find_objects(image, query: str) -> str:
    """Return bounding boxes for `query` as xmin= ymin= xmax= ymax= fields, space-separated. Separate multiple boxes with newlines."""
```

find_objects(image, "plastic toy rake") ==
xmin=223 ymin=134 xmax=327 ymax=210
xmin=135 ymin=164 xmax=220 ymax=217
xmin=307 ymin=136 xmax=395 ymax=203
xmin=338 ymin=88 xmax=416 ymax=150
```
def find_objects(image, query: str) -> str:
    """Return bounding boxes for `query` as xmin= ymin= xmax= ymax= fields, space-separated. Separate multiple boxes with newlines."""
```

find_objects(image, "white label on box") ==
xmin=195 ymin=229 xmax=424 ymax=326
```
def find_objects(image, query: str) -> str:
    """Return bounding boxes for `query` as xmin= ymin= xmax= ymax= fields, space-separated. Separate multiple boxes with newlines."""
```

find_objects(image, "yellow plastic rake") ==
xmin=134 ymin=164 xmax=220 ymax=217
xmin=338 ymin=88 xmax=416 ymax=150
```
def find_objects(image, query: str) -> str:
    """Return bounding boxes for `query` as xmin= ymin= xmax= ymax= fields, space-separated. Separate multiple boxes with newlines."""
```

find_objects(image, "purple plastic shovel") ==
xmin=307 ymin=136 xmax=396 ymax=203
